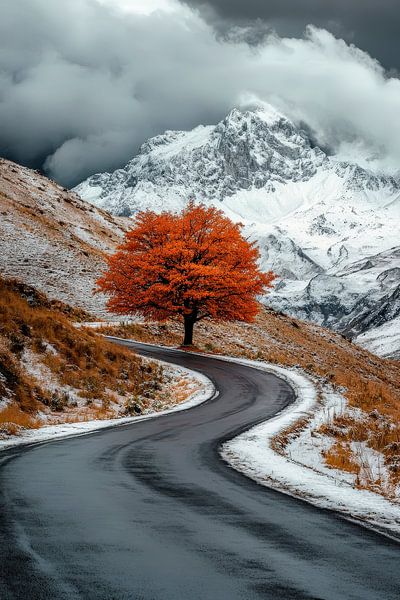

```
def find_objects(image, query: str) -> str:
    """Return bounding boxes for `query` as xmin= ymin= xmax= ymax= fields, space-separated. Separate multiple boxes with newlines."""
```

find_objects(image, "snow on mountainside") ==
xmin=0 ymin=159 xmax=129 ymax=316
xmin=75 ymin=105 xmax=400 ymax=358
xmin=357 ymin=315 xmax=400 ymax=359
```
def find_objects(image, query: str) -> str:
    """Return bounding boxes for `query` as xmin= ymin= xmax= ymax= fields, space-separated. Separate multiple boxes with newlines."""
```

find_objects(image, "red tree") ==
xmin=97 ymin=202 xmax=275 ymax=346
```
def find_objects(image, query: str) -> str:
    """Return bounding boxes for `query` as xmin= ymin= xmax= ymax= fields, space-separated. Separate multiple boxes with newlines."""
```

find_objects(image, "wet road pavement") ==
xmin=1 ymin=341 xmax=399 ymax=599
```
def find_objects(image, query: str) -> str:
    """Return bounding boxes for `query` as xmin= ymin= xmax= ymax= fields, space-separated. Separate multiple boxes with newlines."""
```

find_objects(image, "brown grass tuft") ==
xmin=0 ymin=403 xmax=40 ymax=435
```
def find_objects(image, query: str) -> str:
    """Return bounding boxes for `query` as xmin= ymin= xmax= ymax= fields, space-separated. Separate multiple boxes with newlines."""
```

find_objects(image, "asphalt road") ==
xmin=0 ymin=340 xmax=399 ymax=600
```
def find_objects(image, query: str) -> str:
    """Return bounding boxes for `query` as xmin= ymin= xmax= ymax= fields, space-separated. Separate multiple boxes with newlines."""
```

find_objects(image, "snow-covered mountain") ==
xmin=75 ymin=106 xmax=400 ymax=358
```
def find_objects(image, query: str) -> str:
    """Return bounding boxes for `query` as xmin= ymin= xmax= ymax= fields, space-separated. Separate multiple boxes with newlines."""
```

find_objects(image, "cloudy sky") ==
xmin=1 ymin=0 xmax=400 ymax=186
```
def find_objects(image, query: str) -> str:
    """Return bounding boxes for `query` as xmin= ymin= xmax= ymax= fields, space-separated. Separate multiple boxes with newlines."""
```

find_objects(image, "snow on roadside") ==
xmin=0 ymin=364 xmax=216 ymax=452
xmin=219 ymin=356 xmax=400 ymax=537
xmin=74 ymin=320 xmax=139 ymax=328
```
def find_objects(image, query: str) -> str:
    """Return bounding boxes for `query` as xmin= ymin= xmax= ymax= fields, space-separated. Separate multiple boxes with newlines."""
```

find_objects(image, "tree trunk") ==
xmin=183 ymin=314 xmax=195 ymax=346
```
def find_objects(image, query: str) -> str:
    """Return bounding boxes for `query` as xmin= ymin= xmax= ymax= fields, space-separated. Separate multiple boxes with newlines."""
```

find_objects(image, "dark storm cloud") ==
xmin=1 ymin=0 xmax=400 ymax=187
xmin=183 ymin=0 xmax=400 ymax=71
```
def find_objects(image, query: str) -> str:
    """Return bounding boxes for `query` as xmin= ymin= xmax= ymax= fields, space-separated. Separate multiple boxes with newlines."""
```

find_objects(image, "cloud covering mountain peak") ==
xmin=1 ymin=0 xmax=400 ymax=185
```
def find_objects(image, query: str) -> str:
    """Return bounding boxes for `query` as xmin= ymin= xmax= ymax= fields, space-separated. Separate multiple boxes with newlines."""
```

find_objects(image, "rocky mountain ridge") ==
xmin=76 ymin=106 xmax=399 ymax=216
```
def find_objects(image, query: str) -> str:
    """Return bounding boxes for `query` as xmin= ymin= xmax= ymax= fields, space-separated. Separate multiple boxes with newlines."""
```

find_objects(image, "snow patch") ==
xmin=356 ymin=316 xmax=400 ymax=359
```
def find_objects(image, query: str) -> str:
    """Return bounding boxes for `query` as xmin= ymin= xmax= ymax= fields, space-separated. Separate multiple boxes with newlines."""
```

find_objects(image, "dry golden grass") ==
xmin=271 ymin=416 xmax=311 ymax=455
xmin=0 ymin=337 xmax=42 ymax=415
xmin=0 ymin=158 xmax=130 ymax=316
xmin=323 ymin=442 xmax=360 ymax=475
xmin=100 ymin=308 xmax=400 ymax=494
xmin=0 ymin=403 xmax=40 ymax=436
xmin=0 ymin=277 xmax=170 ymax=434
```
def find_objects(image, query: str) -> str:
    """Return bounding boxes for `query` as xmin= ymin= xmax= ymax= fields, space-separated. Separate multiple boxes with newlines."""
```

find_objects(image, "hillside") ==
xmin=1 ymin=155 xmax=399 ymax=497
xmin=100 ymin=311 xmax=400 ymax=499
xmin=75 ymin=105 xmax=400 ymax=358
xmin=0 ymin=277 xmax=195 ymax=437
xmin=0 ymin=158 xmax=128 ymax=316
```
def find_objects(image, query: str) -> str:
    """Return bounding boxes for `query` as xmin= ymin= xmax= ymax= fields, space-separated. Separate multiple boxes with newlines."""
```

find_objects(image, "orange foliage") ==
xmin=97 ymin=202 xmax=275 ymax=344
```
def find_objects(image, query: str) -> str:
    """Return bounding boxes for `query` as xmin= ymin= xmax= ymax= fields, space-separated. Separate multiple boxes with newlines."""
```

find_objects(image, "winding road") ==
xmin=1 ymin=340 xmax=400 ymax=599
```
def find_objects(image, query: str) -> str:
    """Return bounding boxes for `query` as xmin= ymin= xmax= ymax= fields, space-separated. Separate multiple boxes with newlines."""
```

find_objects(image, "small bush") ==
xmin=124 ymin=397 xmax=142 ymax=416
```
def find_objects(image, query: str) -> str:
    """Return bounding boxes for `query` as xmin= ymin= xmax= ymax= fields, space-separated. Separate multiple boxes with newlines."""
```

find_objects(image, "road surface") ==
xmin=0 ymin=340 xmax=399 ymax=599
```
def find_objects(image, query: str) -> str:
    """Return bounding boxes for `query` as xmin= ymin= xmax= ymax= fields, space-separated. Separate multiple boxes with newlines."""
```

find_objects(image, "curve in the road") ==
xmin=0 ymin=340 xmax=399 ymax=600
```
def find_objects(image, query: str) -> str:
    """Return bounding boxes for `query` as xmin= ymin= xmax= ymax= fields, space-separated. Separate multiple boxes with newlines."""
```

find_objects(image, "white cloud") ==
xmin=96 ymin=0 xmax=179 ymax=15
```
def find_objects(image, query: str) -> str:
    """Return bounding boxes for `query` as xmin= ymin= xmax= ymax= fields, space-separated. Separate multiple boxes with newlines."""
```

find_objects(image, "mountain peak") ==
xmin=225 ymin=101 xmax=288 ymax=127
xmin=219 ymin=104 xmax=289 ymax=136
xmin=75 ymin=103 xmax=326 ymax=216
xmin=224 ymin=104 xmax=289 ymax=125
xmin=74 ymin=103 xmax=398 ymax=225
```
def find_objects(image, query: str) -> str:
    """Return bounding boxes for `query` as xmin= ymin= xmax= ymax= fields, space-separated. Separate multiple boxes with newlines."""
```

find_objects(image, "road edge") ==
xmin=213 ymin=354 xmax=400 ymax=541
xmin=0 ymin=360 xmax=217 ymax=453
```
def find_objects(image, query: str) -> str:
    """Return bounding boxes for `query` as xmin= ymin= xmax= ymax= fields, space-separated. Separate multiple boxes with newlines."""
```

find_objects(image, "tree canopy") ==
xmin=97 ymin=202 xmax=275 ymax=345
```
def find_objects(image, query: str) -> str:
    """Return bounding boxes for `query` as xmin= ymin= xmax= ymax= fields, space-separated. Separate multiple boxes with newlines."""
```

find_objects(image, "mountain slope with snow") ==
xmin=0 ymin=158 xmax=128 ymax=316
xmin=75 ymin=106 xmax=400 ymax=357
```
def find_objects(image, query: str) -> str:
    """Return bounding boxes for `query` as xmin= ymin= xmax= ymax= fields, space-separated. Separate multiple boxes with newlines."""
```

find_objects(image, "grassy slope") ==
xmin=100 ymin=310 xmax=400 ymax=497
xmin=0 ymin=277 xmax=184 ymax=436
